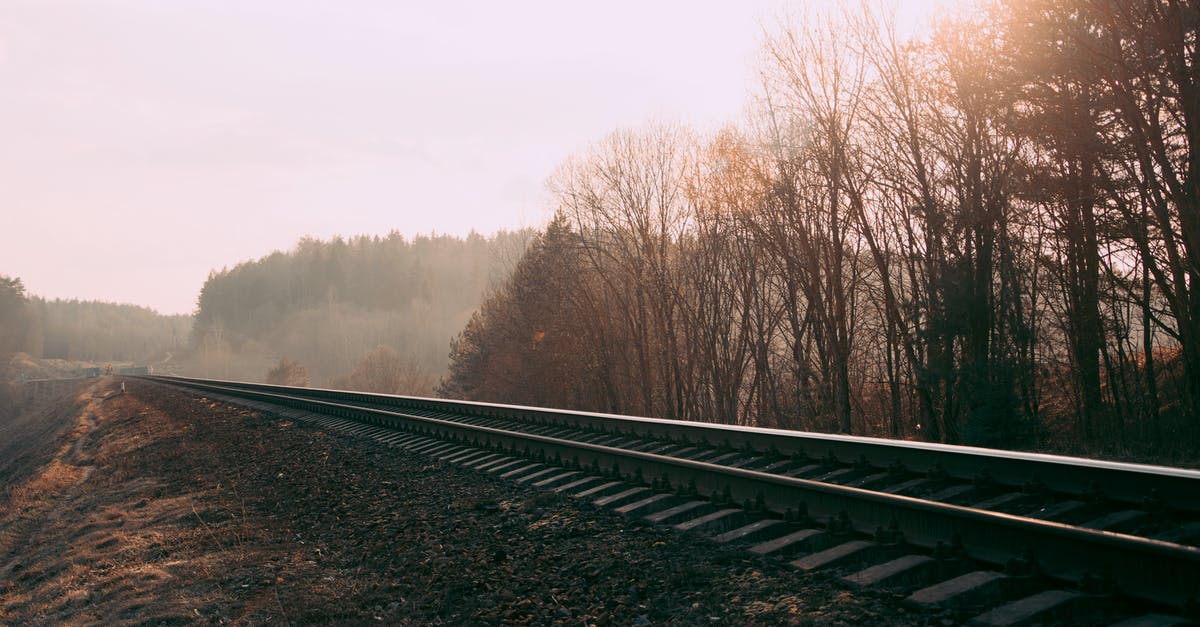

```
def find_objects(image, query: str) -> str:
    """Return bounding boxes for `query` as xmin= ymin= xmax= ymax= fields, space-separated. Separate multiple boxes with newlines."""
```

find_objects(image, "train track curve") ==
xmin=140 ymin=375 xmax=1200 ymax=626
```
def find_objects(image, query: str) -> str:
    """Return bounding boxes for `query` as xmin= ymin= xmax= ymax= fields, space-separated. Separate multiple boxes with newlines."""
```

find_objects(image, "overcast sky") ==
xmin=0 ymin=1 xmax=948 ymax=314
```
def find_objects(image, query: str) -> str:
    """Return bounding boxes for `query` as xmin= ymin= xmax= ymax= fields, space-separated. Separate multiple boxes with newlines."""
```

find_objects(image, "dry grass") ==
xmin=0 ymin=383 xmax=199 ymax=623
xmin=5 ymin=459 xmax=88 ymax=507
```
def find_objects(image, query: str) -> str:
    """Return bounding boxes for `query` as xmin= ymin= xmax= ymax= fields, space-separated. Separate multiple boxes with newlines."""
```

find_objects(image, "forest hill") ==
xmin=189 ymin=231 xmax=533 ymax=389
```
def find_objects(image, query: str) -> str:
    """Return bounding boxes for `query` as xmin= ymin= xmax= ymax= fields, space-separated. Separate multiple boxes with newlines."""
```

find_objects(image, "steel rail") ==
xmin=144 ymin=375 xmax=1200 ymax=609
xmin=147 ymin=375 xmax=1200 ymax=513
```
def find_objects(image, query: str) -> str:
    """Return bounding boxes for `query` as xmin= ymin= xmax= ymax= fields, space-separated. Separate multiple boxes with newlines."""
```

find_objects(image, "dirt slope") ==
xmin=0 ymin=380 xmax=91 ymax=489
xmin=0 ymin=379 xmax=931 ymax=625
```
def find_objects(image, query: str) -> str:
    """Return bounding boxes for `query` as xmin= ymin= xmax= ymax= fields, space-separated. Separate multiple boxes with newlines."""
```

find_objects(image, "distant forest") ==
xmin=187 ymin=230 xmax=533 ymax=390
xmin=2 ymin=231 xmax=530 ymax=393
xmin=32 ymin=299 xmax=190 ymax=363
xmin=0 ymin=276 xmax=189 ymax=367
xmin=440 ymin=0 xmax=1200 ymax=458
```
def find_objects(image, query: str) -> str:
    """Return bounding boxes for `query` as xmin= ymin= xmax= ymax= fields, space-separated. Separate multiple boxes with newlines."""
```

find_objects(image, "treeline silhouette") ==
xmin=441 ymin=0 xmax=1200 ymax=458
xmin=33 ymin=299 xmax=190 ymax=363
xmin=0 ymin=276 xmax=34 ymax=397
xmin=0 ymin=275 xmax=189 ymax=366
xmin=188 ymin=230 xmax=533 ymax=389
xmin=0 ymin=275 xmax=188 ymax=412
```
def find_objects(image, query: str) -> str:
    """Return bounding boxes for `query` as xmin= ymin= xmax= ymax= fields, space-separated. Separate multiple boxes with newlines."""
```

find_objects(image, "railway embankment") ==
xmin=0 ymin=379 xmax=928 ymax=625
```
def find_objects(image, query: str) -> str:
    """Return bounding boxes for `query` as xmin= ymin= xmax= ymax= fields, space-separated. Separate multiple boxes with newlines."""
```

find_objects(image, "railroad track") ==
xmin=141 ymin=375 xmax=1200 ymax=626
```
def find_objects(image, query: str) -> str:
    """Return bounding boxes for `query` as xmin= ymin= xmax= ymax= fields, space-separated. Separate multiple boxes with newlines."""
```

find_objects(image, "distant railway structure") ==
xmin=18 ymin=365 xmax=151 ymax=401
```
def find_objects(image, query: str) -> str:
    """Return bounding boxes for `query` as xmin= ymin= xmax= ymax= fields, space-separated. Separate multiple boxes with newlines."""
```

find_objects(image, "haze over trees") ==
xmin=0 ymin=273 xmax=188 ymax=415
xmin=4 ymin=0 xmax=1194 ymax=461
xmin=442 ymin=0 xmax=1200 ymax=458
xmin=0 ymin=274 xmax=189 ymax=373
xmin=188 ymin=230 xmax=533 ymax=391
xmin=0 ymin=276 xmax=34 ymax=398
xmin=265 ymin=358 xmax=310 ymax=387
xmin=31 ymin=299 xmax=190 ymax=363
xmin=0 ymin=277 xmax=35 ymax=358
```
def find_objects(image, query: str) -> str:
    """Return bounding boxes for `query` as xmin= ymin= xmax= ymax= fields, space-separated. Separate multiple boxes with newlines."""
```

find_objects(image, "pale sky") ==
xmin=0 ymin=1 xmax=948 ymax=315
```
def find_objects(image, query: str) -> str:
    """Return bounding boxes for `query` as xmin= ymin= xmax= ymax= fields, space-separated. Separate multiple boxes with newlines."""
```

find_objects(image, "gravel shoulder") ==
xmin=0 ymin=378 xmax=935 ymax=625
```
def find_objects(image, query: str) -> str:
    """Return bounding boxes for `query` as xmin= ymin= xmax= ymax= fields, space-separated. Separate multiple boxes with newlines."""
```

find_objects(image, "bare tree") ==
xmin=757 ymin=9 xmax=872 ymax=434
xmin=552 ymin=124 xmax=694 ymax=419
xmin=333 ymin=345 xmax=434 ymax=396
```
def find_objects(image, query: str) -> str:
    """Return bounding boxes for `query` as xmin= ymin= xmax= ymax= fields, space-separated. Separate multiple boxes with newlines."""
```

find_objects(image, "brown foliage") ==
xmin=332 ymin=345 xmax=434 ymax=396
xmin=265 ymin=358 xmax=310 ymax=387
xmin=441 ymin=2 xmax=1200 ymax=458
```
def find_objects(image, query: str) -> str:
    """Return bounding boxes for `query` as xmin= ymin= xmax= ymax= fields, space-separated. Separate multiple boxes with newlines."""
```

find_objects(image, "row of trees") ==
xmin=264 ymin=346 xmax=435 ymax=396
xmin=0 ymin=277 xmax=34 ymax=358
xmin=30 ymin=299 xmax=190 ymax=362
xmin=442 ymin=0 xmax=1200 ymax=456
xmin=190 ymin=230 xmax=532 ymax=384
xmin=0 ymin=274 xmax=189 ymax=368
xmin=0 ymin=276 xmax=33 ymax=399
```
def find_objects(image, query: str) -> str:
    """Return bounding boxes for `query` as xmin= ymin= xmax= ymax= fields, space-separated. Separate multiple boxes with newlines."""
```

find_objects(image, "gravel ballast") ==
xmin=0 ymin=379 xmax=939 ymax=625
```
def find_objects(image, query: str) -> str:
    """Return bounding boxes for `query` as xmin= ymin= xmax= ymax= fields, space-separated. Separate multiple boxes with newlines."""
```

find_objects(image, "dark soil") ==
xmin=0 ymin=379 xmax=937 ymax=625
xmin=0 ymin=379 xmax=91 ymax=492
